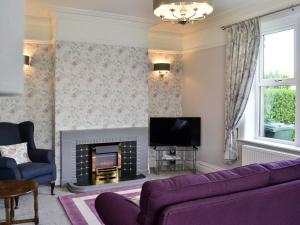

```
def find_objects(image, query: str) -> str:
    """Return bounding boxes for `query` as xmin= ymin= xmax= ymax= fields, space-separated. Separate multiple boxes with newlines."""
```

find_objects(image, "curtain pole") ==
xmin=221 ymin=4 xmax=300 ymax=30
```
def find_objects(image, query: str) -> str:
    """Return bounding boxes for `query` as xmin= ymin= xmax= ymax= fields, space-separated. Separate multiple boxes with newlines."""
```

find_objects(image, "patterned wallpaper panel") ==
xmin=148 ymin=52 xmax=183 ymax=117
xmin=0 ymin=43 xmax=54 ymax=149
xmin=148 ymin=52 xmax=183 ymax=167
xmin=55 ymin=41 xmax=149 ymax=132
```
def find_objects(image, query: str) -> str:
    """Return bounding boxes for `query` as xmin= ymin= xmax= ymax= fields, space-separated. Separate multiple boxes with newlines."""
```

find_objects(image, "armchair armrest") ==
xmin=0 ymin=157 xmax=21 ymax=180
xmin=0 ymin=157 xmax=17 ymax=169
xmin=28 ymin=149 xmax=55 ymax=164
xmin=95 ymin=192 xmax=140 ymax=225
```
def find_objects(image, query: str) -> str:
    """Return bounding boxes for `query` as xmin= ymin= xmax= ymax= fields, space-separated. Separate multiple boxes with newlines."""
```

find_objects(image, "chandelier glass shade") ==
xmin=153 ymin=0 xmax=213 ymax=25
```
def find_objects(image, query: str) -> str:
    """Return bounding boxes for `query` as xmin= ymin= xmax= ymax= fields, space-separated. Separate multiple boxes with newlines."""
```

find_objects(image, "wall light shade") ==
xmin=154 ymin=63 xmax=171 ymax=77
xmin=24 ymin=55 xmax=30 ymax=66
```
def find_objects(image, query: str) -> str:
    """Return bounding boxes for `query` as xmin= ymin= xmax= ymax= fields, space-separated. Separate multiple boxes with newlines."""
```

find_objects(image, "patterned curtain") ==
xmin=224 ymin=18 xmax=260 ymax=164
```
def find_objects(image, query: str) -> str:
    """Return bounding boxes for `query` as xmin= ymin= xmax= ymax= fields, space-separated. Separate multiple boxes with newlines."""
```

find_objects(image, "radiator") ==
xmin=242 ymin=145 xmax=299 ymax=165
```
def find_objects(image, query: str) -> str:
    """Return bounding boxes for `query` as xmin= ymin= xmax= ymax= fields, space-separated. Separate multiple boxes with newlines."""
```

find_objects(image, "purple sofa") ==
xmin=95 ymin=159 xmax=300 ymax=225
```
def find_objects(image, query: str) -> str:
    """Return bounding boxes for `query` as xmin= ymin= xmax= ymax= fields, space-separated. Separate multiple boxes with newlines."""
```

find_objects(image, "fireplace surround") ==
xmin=60 ymin=127 xmax=149 ymax=192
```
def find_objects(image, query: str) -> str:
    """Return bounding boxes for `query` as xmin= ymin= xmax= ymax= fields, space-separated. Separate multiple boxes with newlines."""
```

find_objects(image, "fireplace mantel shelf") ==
xmin=61 ymin=127 xmax=148 ymax=134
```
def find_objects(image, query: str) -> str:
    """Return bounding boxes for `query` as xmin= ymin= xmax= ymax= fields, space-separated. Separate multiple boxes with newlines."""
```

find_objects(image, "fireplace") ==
xmin=92 ymin=144 xmax=121 ymax=185
xmin=60 ymin=127 xmax=149 ymax=191
xmin=76 ymin=141 xmax=139 ymax=186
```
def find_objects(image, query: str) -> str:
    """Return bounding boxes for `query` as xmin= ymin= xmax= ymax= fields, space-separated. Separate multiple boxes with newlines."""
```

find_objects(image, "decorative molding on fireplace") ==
xmin=60 ymin=127 xmax=149 ymax=186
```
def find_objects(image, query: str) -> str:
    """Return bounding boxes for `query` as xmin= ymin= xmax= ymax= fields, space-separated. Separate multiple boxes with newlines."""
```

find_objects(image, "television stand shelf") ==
xmin=153 ymin=147 xmax=198 ymax=174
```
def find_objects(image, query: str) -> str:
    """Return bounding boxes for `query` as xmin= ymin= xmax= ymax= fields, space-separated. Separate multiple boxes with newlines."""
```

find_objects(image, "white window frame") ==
xmin=255 ymin=13 xmax=300 ymax=146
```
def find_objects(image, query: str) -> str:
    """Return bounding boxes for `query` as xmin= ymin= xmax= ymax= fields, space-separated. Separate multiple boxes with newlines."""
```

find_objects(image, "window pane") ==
xmin=261 ymin=86 xmax=296 ymax=142
xmin=263 ymin=29 xmax=294 ymax=79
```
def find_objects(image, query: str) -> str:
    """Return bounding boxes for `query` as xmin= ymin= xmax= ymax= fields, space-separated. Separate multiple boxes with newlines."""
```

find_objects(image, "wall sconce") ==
xmin=24 ymin=55 xmax=30 ymax=66
xmin=154 ymin=63 xmax=171 ymax=78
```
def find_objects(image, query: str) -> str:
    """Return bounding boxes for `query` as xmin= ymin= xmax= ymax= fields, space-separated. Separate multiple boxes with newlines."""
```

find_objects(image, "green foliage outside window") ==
xmin=263 ymin=72 xmax=296 ymax=141
xmin=264 ymin=87 xmax=296 ymax=125
xmin=263 ymin=71 xmax=296 ymax=125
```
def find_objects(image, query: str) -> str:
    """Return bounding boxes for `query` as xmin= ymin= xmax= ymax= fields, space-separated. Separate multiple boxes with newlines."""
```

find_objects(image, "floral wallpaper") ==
xmin=55 ymin=41 xmax=149 ymax=132
xmin=148 ymin=52 xmax=183 ymax=117
xmin=148 ymin=52 xmax=183 ymax=167
xmin=0 ymin=43 xmax=54 ymax=149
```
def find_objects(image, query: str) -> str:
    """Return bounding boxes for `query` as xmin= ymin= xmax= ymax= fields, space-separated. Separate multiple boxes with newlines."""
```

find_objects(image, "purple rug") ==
xmin=59 ymin=184 xmax=142 ymax=225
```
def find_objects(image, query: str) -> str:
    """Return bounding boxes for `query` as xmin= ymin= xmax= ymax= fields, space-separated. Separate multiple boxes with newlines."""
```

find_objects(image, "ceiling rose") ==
xmin=153 ymin=0 xmax=213 ymax=25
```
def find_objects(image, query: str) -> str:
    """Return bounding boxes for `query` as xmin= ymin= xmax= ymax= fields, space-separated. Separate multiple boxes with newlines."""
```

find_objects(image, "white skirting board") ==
xmin=196 ymin=161 xmax=224 ymax=173
xmin=242 ymin=145 xmax=299 ymax=166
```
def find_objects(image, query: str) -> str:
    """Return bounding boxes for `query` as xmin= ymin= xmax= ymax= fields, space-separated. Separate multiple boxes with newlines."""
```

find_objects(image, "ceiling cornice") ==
xmin=149 ymin=30 xmax=184 ymax=38
xmin=148 ymin=49 xmax=182 ymax=55
xmin=48 ymin=5 xmax=156 ymax=25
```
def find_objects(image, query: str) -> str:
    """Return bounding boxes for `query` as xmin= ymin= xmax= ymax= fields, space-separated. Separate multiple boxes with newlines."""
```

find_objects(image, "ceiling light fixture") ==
xmin=153 ymin=0 xmax=213 ymax=25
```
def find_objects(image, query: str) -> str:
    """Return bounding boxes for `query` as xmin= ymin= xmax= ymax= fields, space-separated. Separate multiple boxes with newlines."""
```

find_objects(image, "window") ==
xmin=257 ymin=28 xmax=297 ymax=143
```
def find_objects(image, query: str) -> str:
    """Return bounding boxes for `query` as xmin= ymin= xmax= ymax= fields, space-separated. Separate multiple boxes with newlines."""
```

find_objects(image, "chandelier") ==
xmin=153 ymin=0 xmax=214 ymax=25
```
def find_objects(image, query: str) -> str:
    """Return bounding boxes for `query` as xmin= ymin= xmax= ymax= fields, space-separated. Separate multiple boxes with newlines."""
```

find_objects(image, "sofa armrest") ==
xmin=28 ymin=149 xmax=55 ymax=164
xmin=95 ymin=192 xmax=140 ymax=225
xmin=0 ymin=157 xmax=17 ymax=169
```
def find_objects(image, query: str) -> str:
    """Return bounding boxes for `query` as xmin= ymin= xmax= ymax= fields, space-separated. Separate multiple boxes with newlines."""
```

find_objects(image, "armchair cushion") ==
xmin=0 ymin=157 xmax=18 ymax=169
xmin=18 ymin=162 xmax=54 ymax=179
xmin=28 ymin=149 xmax=55 ymax=164
xmin=0 ymin=143 xmax=31 ymax=164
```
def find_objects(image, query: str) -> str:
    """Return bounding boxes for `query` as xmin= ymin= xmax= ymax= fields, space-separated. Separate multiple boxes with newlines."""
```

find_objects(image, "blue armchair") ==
xmin=0 ymin=121 xmax=56 ymax=197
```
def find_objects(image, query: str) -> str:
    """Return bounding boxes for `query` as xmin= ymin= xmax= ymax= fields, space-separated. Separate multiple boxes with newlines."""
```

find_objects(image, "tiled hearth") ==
xmin=60 ymin=127 xmax=149 ymax=192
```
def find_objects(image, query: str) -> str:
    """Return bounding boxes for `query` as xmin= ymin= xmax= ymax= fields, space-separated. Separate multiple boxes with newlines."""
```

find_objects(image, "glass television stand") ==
xmin=153 ymin=146 xmax=198 ymax=174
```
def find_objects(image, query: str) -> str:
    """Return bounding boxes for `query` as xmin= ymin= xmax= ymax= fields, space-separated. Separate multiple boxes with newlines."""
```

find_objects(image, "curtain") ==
xmin=224 ymin=18 xmax=260 ymax=164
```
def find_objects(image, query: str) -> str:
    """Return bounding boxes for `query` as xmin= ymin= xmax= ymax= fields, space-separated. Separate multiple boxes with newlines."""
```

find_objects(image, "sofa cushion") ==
xmin=262 ymin=158 xmax=300 ymax=185
xmin=18 ymin=162 xmax=53 ymax=179
xmin=138 ymin=164 xmax=270 ymax=225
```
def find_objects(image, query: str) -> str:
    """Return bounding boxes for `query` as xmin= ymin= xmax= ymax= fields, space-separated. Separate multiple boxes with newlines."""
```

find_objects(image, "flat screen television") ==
xmin=149 ymin=117 xmax=201 ymax=147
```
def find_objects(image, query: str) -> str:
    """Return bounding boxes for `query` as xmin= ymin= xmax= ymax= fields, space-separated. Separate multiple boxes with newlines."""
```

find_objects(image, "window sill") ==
xmin=238 ymin=139 xmax=300 ymax=155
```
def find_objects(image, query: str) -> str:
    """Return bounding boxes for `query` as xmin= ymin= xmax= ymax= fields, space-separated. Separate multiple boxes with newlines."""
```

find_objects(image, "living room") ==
xmin=1 ymin=0 xmax=300 ymax=224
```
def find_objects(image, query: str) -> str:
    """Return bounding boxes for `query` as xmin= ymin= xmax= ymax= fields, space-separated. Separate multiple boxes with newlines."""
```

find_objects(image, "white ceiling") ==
xmin=25 ymin=0 xmax=300 ymax=33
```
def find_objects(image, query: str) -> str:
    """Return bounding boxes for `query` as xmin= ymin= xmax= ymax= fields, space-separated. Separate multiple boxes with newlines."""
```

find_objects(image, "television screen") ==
xmin=149 ymin=117 xmax=201 ymax=147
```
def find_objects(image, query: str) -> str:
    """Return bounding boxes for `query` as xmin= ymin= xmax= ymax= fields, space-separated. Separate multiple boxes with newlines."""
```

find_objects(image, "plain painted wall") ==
xmin=182 ymin=46 xmax=240 ymax=169
xmin=0 ymin=0 xmax=25 ymax=95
